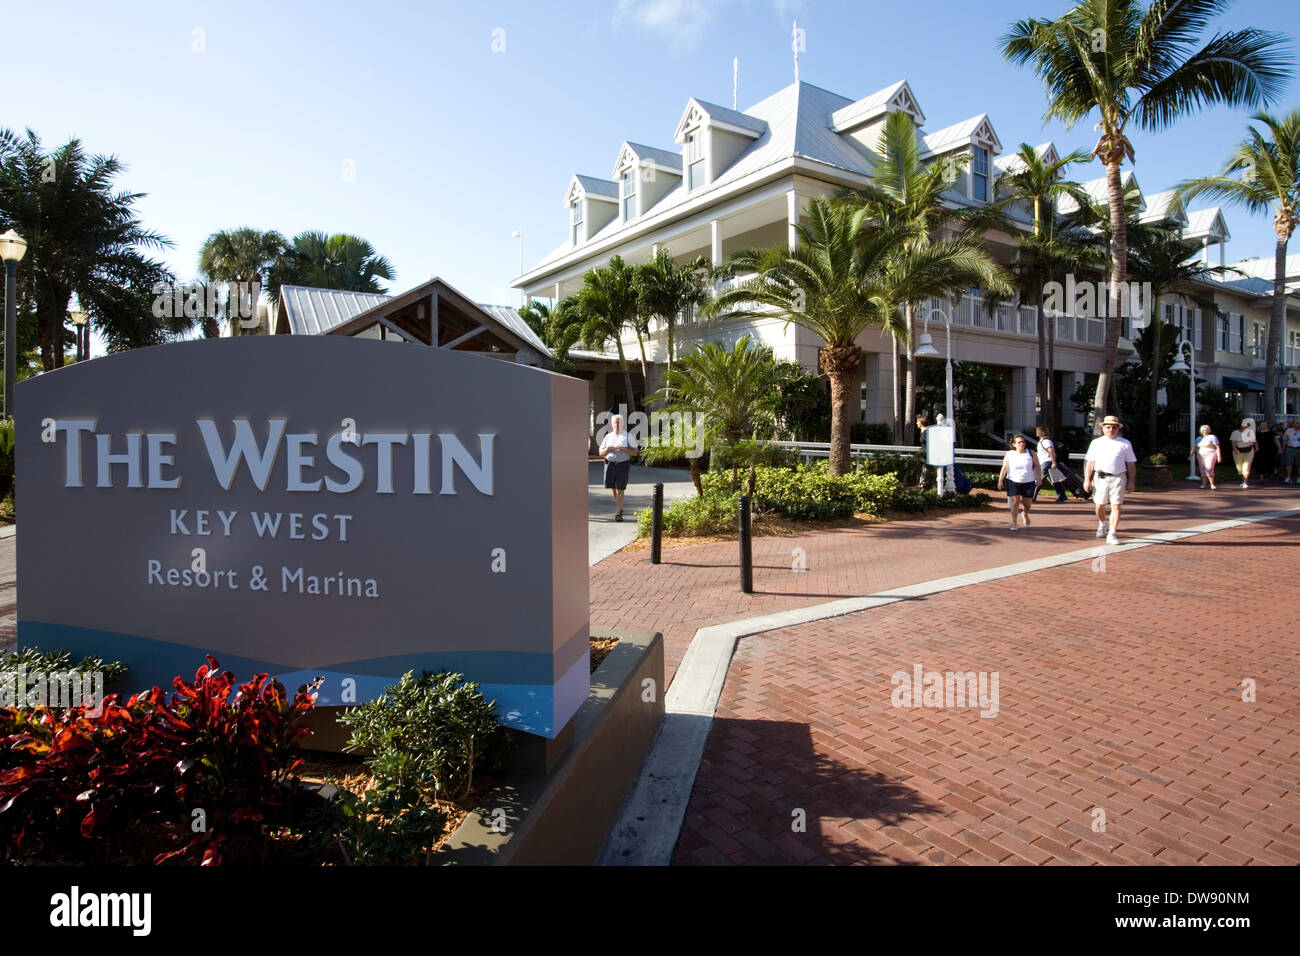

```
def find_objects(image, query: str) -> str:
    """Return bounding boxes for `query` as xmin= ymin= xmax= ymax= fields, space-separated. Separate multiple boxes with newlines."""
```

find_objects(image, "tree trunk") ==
xmin=1091 ymin=156 xmax=1127 ymax=433
xmin=1046 ymin=298 xmax=1056 ymax=427
xmin=1263 ymin=233 xmax=1290 ymax=427
xmin=635 ymin=328 xmax=649 ymax=385
xmin=1146 ymin=298 xmax=1162 ymax=450
xmin=202 ymin=317 xmax=221 ymax=339
xmin=902 ymin=303 xmax=917 ymax=440
xmin=615 ymin=339 xmax=636 ymax=413
xmin=891 ymin=329 xmax=901 ymax=444
xmin=1035 ymin=288 xmax=1046 ymax=427
xmin=820 ymin=345 xmax=863 ymax=476
xmin=37 ymin=302 xmax=59 ymax=372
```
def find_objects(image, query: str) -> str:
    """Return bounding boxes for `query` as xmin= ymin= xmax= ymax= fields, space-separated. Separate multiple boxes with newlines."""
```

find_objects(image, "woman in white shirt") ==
xmin=1195 ymin=424 xmax=1221 ymax=491
xmin=997 ymin=435 xmax=1042 ymax=531
xmin=598 ymin=414 xmax=638 ymax=522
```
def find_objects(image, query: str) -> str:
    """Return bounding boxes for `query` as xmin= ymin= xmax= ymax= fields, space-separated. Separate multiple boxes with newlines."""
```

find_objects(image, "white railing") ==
xmin=768 ymin=440 xmax=1085 ymax=469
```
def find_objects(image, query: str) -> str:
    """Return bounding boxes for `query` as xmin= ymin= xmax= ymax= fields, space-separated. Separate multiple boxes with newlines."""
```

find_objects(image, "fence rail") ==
xmin=768 ymin=440 xmax=1086 ymax=469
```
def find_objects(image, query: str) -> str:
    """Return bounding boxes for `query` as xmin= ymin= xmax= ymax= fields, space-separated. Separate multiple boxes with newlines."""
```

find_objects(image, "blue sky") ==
xmin=8 ymin=0 xmax=1300 ymax=309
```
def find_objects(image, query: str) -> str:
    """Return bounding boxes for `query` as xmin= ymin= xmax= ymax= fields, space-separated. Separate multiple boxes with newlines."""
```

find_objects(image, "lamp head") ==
xmin=914 ymin=332 xmax=939 ymax=357
xmin=0 ymin=229 xmax=27 ymax=264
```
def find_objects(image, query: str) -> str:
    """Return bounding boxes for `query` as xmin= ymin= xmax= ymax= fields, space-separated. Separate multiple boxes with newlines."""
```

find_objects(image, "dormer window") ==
xmin=972 ymin=147 xmax=989 ymax=202
xmin=620 ymin=169 xmax=637 ymax=220
xmin=686 ymin=130 xmax=705 ymax=190
xmin=570 ymin=200 xmax=583 ymax=244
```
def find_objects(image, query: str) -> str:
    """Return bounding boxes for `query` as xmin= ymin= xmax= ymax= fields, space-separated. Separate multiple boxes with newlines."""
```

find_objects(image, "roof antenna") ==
xmin=733 ymin=56 xmax=738 ymax=109
xmin=792 ymin=20 xmax=800 ymax=83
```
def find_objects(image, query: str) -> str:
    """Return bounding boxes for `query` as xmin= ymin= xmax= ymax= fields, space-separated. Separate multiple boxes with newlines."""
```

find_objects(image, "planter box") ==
xmin=440 ymin=628 xmax=664 ymax=865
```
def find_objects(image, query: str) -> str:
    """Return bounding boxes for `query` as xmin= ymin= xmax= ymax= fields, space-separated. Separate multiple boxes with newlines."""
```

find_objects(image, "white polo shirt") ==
xmin=1085 ymin=435 xmax=1137 ymax=475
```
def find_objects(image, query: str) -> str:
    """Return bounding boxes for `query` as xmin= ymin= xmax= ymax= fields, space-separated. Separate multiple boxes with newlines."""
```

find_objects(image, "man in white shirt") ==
xmin=1083 ymin=416 xmax=1138 ymax=545
xmin=1283 ymin=419 xmax=1300 ymax=484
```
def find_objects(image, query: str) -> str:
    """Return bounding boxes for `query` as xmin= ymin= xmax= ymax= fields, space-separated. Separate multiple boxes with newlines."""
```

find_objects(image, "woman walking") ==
xmin=598 ymin=413 xmax=638 ymax=521
xmin=998 ymin=435 xmax=1042 ymax=531
xmin=1228 ymin=418 xmax=1258 ymax=488
xmin=1195 ymin=424 xmax=1222 ymax=491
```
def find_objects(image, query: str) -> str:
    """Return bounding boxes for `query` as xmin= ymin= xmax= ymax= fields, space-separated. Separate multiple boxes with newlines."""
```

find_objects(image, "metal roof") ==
xmin=279 ymin=285 xmax=390 ymax=336
xmin=475 ymin=303 xmax=551 ymax=355
xmin=574 ymin=174 xmax=619 ymax=199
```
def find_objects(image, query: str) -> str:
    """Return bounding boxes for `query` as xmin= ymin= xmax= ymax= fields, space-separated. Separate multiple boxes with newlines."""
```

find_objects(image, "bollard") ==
xmin=739 ymin=494 xmax=753 ymax=593
xmin=650 ymin=482 xmax=663 ymax=565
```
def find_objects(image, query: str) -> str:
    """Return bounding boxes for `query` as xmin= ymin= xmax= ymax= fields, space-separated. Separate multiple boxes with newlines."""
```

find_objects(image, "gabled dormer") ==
xmin=994 ymin=142 xmax=1062 ymax=225
xmin=1139 ymin=189 xmax=1189 ymax=230
xmin=1185 ymin=206 xmax=1231 ymax=267
xmin=829 ymin=80 xmax=926 ymax=157
xmin=673 ymin=98 xmax=766 ymax=191
xmin=564 ymin=175 xmax=618 ymax=247
xmin=920 ymin=114 xmax=1003 ymax=202
xmin=612 ymin=142 xmax=683 ymax=222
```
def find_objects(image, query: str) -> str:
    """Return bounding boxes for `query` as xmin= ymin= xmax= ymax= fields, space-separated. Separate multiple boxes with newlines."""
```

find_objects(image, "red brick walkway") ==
xmin=592 ymin=484 xmax=1300 ymax=685
xmin=672 ymin=513 xmax=1300 ymax=865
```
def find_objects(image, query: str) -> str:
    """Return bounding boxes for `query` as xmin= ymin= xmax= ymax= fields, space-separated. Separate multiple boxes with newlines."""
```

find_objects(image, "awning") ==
xmin=1223 ymin=375 xmax=1266 ymax=391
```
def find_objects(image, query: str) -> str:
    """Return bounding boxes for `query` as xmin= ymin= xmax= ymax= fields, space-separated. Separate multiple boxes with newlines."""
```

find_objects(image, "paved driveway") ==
xmin=588 ymin=462 xmax=697 ymax=566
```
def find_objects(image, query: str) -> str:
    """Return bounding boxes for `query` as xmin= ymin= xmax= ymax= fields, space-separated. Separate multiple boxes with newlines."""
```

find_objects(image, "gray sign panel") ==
xmin=17 ymin=336 xmax=590 ymax=737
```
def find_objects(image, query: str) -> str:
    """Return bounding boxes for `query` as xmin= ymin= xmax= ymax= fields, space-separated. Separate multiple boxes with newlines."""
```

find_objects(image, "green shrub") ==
xmin=709 ymin=439 xmax=798 ymax=471
xmin=963 ymin=469 xmax=1001 ymax=490
xmin=638 ymin=444 xmax=707 ymax=469
xmin=1142 ymin=453 xmax=1169 ymax=466
xmin=638 ymin=490 xmax=740 ymax=537
xmin=336 ymin=670 xmax=513 ymax=865
xmin=0 ymin=420 xmax=12 ymax=480
xmin=856 ymin=451 xmax=924 ymax=487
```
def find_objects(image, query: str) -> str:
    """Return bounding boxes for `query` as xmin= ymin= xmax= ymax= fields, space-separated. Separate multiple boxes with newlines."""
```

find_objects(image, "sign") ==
xmin=925 ymin=423 xmax=955 ymax=467
xmin=17 ymin=337 xmax=590 ymax=738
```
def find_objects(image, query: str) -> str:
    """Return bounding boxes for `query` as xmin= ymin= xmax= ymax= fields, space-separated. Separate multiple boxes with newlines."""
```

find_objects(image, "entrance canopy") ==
xmin=1223 ymin=375 xmax=1266 ymax=392
xmin=276 ymin=278 xmax=550 ymax=366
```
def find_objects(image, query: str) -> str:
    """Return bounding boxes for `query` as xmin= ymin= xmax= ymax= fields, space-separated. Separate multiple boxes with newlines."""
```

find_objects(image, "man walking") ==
xmin=1282 ymin=419 xmax=1300 ymax=484
xmin=1083 ymin=416 xmax=1137 ymax=545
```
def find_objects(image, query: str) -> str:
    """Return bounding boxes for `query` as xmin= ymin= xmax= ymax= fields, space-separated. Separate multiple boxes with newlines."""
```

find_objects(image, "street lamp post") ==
xmin=915 ymin=306 xmax=957 ymax=495
xmin=0 ymin=229 xmax=29 ymax=419
xmin=70 ymin=305 xmax=89 ymax=362
xmin=1170 ymin=341 xmax=1199 ymax=481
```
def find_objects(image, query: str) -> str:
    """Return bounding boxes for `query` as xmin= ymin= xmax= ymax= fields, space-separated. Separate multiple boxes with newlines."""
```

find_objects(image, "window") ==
xmin=971 ymin=147 xmax=989 ymax=202
xmin=686 ymin=130 xmax=705 ymax=190
xmin=1218 ymin=312 xmax=1229 ymax=351
xmin=570 ymin=200 xmax=583 ymax=244
xmin=621 ymin=169 xmax=636 ymax=220
xmin=1165 ymin=303 xmax=1202 ymax=350
xmin=1229 ymin=313 xmax=1244 ymax=354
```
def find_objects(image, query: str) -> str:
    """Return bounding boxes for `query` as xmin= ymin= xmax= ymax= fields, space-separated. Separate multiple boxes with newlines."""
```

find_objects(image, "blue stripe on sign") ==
xmin=17 ymin=621 xmax=582 ymax=738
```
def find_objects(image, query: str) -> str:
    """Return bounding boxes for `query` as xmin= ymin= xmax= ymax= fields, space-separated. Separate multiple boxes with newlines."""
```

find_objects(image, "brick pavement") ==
xmin=673 ymin=513 xmax=1300 ymax=865
xmin=592 ymin=483 xmax=1300 ymax=685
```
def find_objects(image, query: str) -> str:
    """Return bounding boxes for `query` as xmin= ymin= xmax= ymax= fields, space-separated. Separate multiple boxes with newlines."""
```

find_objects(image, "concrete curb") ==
xmin=598 ymin=505 xmax=1300 ymax=866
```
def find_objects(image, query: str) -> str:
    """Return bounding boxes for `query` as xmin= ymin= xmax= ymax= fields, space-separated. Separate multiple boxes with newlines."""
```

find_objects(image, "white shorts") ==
xmin=1092 ymin=474 xmax=1127 ymax=505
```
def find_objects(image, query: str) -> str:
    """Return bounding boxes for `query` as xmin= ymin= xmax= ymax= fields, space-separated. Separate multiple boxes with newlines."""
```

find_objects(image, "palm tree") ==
xmin=1001 ymin=0 xmax=1289 ymax=431
xmin=271 ymin=231 xmax=395 ymax=301
xmin=1126 ymin=222 xmax=1217 ymax=447
xmin=705 ymin=197 xmax=1010 ymax=474
xmin=634 ymin=248 xmax=710 ymax=377
xmin=0 ymin=128 xmax=183 ymax=369
xmin=518 ymin=296 xmax=582 ymax=373
xmin=198 ymin=227 xmax=286 ymax=336
xmin=842 ymin=109 xmax=1010 ymax=440
xmin=1179 ymin=109 xmax=1300 ymax=426
xmin=995 ymin=142 xmax=1092 ymax=424
xmin=575 ymin=255 xmax=640 ymax=410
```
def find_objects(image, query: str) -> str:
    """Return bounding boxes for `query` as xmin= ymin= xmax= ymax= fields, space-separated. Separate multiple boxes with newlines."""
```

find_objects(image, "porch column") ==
xmin=787 ymin=189 xmax=799 ymax=251
xmin=1060 ymin=371 xmax=1086 ymax=427
xmin=1010 ymin=365 xmax=1038 ymax=434
xmin=866 ymin=351 xmax=897 ymax=434
xmin=554 ymin=282 xmax=561 ymax=303
xmin=710 ymin=219 xmax=722 ymax=267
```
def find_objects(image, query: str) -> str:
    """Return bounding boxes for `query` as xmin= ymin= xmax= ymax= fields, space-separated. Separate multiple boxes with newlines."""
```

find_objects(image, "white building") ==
xmin=513 ymin=78 xmax=1300 ymax=429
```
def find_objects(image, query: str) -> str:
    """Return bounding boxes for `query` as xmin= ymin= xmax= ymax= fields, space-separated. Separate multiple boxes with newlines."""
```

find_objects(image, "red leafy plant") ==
xmin=0 ymin=656 xmax=324 ymax=865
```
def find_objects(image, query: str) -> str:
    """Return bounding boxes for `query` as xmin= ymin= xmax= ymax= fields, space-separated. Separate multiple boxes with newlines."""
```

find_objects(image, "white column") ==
xmin=553 ymin=282 xmax=561 ymax=303
xmin=1010 ymin=365 xmax=1038 ymax=433
xmin=710 ymin=219 xmax=722 ymax=267
xmin=787 ymin=189 xmax=799 ymax=251
xmin=1202 ymin=237 xmax=1209 ymax=265
xmin=867 ymin=351 xmax=897 ymax=432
